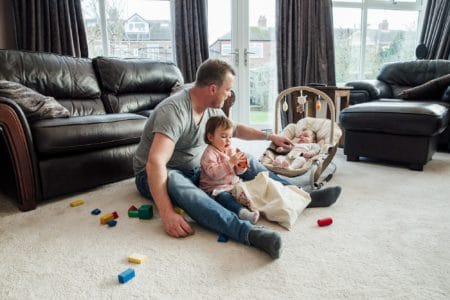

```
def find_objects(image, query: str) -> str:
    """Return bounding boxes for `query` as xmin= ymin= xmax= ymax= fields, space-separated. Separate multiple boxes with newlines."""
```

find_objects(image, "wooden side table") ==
xmin=306 ymin=86 xmax=352 ymax=122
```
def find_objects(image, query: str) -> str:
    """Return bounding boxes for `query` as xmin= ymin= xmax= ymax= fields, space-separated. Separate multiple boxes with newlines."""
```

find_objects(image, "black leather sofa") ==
xmin=344 ymin=60 xmax=450 ymax=149
xmin=0 ymin=49 xmax=233 ymax=211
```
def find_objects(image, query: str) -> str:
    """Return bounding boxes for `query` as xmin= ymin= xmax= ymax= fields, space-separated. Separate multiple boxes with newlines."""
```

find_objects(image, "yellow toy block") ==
xmin=128 ymin=253 xmax=148 ymax=264
xmin=100 ymin=213 xmax=115 ymax=224
xmin=174 ymin=207 xmax=184 ymax=215
xmin=70 ymin=200 xmax=85 ymax=207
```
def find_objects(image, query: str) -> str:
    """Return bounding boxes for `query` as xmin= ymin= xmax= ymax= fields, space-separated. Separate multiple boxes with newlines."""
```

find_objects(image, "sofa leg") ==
xmin=347 ymin=154 xmax=359 ymax=162
xmin=409 ymin=163 xmax=423 ymax=171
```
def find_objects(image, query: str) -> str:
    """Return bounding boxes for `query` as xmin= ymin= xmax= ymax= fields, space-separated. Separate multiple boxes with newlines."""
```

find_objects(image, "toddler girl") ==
xmin=199 ymin=116 xmax=259 ymax=224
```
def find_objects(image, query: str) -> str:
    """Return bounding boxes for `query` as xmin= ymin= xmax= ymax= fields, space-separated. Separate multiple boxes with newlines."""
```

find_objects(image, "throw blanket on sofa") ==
xmin=232 ymin=172 xmax=311 ymax=230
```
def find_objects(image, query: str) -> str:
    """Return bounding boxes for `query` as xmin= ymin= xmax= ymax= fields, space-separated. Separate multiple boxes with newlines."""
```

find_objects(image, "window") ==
xmin=333 ymin=0 xmax=425 ymax=83
xmin=81 ymin=0 xmax=173 ymax=61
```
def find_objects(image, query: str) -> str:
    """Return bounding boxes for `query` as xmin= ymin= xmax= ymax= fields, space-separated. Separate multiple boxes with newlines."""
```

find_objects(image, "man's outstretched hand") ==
xmin=270 ymin=134 xmax=293 ymax=151
xmin=161 ymin=211 xmax=194 ymax=238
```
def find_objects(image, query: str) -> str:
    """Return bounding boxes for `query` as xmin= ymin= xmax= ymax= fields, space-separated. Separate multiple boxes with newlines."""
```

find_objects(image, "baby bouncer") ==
xmin=260 ymin=86 xmax=342 ymax=189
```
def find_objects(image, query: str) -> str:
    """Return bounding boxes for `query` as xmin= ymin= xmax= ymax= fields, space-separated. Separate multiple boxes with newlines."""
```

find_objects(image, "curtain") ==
xmin=419 ymin=0 xmax=450 ymax=59
xmin=174 ymin=0 xmax=209 ymax=83
xmin=11 ymin=0 xmax=88 ymax=57
xmin=276 ymin=0 xmax=335 ymax=92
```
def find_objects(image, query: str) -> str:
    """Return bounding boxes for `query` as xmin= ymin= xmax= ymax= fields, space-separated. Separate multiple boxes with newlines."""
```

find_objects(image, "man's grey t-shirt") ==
xmin=133 ymin=88 xmax=224 ymax=174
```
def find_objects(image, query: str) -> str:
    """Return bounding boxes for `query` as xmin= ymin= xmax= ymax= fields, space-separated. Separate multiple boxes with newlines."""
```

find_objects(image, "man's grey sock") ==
xmin=248 ymin=227 xmax=282 ymax=259
xmin=307 ymin=186 xmax=342 ymax=208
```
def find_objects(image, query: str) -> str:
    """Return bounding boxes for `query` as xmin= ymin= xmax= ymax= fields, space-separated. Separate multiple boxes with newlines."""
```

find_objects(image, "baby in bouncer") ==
xmin=272 ymin=128 xmax=323 ymax=169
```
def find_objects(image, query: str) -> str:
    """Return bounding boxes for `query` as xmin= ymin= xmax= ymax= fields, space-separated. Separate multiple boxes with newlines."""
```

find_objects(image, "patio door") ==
xmin=208 ymin=0 xmax=277 ymax=130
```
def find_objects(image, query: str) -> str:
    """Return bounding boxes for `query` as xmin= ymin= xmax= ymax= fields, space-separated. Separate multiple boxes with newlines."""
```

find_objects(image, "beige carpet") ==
xmin=1 ymin=142 xmax=450 ymax=299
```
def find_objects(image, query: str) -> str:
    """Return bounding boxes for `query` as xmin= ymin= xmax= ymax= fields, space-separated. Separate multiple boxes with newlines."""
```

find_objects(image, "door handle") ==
xmin=230 ymin=49 xmax=239 ymax=66
xmin=244 ymin=48 xmax=255 ymax=66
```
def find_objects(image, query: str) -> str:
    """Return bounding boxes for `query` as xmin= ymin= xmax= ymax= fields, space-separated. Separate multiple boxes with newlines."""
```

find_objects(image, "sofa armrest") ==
xmin=0 ymin=96 xmax=40 ymax=211
xmin=345 ymin=79 xmax=392 ymax=101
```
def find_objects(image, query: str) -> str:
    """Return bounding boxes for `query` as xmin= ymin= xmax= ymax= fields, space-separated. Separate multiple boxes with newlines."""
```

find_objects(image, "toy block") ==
xmin=128 ymin=205 xmax=138 ymax=211
xmin=138 ymin=204 xmax=153 ymax=220
xmin=217 ymin=234 xmax=229 ymax=243
xmin=70 ymin=200 xmax=84 ymax=207
xmin=107 ymin=220 xmax=117 ymax=227
xmin=174 ymin=207 xmax=184 ymax=215
xmin=128 ymin=210 xmax=139 ymax=218
xmin=91 ymin=208 xmax=101 ymax=215
xmin=317 ymin=217 xmax=333 ymax=227
xmin=128 ymin=253 xmax=148 ymax=264
xmin=100 ymin=213 xmax=115 ymax=224
xmin=118 ymin=268 xmax=135 ymax=284
xmin=112 ymin=211 xmax=119 ymax=219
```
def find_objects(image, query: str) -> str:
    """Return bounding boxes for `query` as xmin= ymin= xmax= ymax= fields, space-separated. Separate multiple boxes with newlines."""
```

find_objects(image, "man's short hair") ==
xmin=195 ymin=59 xmax=235 ymax=88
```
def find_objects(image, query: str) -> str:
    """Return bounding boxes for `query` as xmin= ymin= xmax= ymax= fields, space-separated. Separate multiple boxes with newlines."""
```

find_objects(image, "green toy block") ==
xmin=128 ymin=210 xmax=139 ymax=218
xmin=138 ymin=204 xmax=153 ymax=219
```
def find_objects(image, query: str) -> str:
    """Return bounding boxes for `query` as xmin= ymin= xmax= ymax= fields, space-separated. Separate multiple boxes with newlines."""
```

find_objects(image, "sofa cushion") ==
xmin=339 ymin=100 xmax=449 ymax=136
xmin=93 ymin=57 xmax=184 ymax=113
xmin=31 ymin=114 xmax=147 ymax=155
xmin=0 ymin=80 xmax=70 ymax=121
xmin=0 ymin=49 xmax=105 ymax=116
xmin=101 ymin=93 xmax=169 ymax=114
xmin=377 ymin=60 xmax=450 ymax=87
xmin=400 ymin=74 xmax=450 ymax=100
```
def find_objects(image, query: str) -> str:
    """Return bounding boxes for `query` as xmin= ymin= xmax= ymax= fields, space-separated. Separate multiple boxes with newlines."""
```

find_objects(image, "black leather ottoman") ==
xmin=339 ymin=101 xmax=449 ymax=170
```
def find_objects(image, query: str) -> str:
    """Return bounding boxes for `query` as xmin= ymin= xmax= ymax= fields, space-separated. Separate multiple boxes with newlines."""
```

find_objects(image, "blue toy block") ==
xmin=217 ymin=233 xmax=229 ymax=243
xmin=91 ymin=208 xmax=101 ymax=215
xmin=107 ymin=220 xmax=117 ymax=227
xmin=118 ymin=268 xmax=135 ymax=284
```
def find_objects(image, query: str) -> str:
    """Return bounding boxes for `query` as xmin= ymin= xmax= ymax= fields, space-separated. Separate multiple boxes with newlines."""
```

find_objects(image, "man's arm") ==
xmin=234 ymin=123 xmax=293 ymax=149
xmin=146 ymin=133 xmax=194 ymax=238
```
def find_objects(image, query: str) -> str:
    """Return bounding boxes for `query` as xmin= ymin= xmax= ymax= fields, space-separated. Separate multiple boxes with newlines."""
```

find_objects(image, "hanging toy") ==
xmin=282 ymin=98 xmax=289 ymax=112
xmin=296 ymin=91 xmax=307 ymax=113
xmin=316 ymin=95 xmax=322 ymax=112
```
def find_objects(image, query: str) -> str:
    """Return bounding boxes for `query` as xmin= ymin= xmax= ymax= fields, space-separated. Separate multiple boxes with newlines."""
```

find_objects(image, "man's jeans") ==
xmin=135 ymin=155 xmax=290 ymax=245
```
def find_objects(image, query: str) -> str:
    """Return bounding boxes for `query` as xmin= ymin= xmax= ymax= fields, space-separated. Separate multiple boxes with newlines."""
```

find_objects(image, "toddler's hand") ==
xmin=230 ymin=151 xmax=245 ymax=166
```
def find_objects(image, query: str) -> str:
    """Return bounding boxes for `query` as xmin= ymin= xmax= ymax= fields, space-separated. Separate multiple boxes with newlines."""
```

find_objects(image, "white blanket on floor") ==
xmin=233 ymin=172 xmax=311 ymax=230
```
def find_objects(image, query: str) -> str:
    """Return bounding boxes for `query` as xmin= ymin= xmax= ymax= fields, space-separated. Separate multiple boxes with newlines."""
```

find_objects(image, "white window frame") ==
xmin=333 ymin=0 xmax=427 ymax=80
xmin=93 ymin=0 xmax=173 ymax=59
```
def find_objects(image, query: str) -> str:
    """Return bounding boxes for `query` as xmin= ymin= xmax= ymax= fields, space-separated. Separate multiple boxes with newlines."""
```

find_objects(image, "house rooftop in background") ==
xmin=124 ymin=13 xmax=171 ymax=41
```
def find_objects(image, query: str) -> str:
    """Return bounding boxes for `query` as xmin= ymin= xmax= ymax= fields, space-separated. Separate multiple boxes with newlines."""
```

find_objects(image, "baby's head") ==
xmin=296 ymin=128 xmax=316 ymax=143
xmin=204 ymin=115 xmax=234 ymax=151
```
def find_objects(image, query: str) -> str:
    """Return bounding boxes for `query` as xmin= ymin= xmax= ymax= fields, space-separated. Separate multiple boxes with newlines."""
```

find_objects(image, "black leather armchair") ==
xmin=345 ymin=60 xmax=450 ymax=149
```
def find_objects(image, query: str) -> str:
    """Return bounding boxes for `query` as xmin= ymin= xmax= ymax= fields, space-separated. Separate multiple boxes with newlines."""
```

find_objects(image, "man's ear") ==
xmin=208 ymin=84 xmax=217 ymax=95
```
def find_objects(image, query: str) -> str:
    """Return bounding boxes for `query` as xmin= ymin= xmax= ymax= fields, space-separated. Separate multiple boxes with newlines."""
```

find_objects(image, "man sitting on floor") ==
xmin=133 ymin=58 xmax=341 ymax=259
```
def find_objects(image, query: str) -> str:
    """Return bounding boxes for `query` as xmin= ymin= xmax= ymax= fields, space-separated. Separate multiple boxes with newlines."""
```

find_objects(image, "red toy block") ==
xmin=112 ymin=211 xmax=119 ymax=219
xmin=317 ymin=217 xmax=333 ymax=227
xmin=128 ymin=205 xmax=138 ymax=212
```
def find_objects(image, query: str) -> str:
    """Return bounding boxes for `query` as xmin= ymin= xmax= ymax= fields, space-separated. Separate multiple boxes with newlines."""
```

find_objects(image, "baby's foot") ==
xmin=239 ymin=208 xmax=260 ymax=224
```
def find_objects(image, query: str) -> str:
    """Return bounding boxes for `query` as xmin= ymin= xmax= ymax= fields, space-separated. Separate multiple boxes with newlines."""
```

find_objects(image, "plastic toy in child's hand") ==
xmin=235 ymin=148 xmax=248 ymax=168
xmin=317 ymin=217 xmax=333 ymax=227
xmin=237 ymin=158 xmax=248 ymax=168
